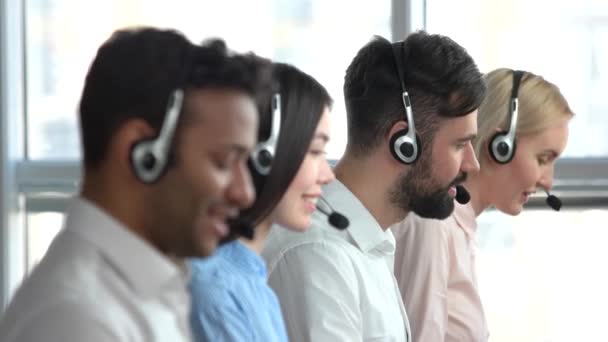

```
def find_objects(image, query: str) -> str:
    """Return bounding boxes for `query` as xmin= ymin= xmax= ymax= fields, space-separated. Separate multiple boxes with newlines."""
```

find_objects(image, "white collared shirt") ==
xmin=0 ymin=198 xmax=192 ymax=342
xmin=262 ymin=180 xmax=411 ymax=342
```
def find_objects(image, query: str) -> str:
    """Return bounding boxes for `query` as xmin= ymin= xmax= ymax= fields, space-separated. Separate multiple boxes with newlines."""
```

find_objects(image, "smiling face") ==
xmin=147 ymin=88 xmax=259 ymax=257
xmin=271 ymin=108 xmax=335 ymax=231
xmin=391 ymin=110 xmax=480 ymax=219
xmin=481 ymin=117 xmax=570 ymax=215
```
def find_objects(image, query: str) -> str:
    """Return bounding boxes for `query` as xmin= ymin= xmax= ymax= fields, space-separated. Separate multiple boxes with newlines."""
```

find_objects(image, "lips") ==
xmin=302 ymin=193 xmax=321 ymax=213
xmin=206 ymin=206 xmax=239 ymax=238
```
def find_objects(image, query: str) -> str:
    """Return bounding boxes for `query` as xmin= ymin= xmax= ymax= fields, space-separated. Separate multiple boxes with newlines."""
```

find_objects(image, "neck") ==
xmin=81 ymin=168 xmax=152 ymax=246
xmin=463 ymin=171 xmax=491 ymax=217
xmin=239 ymin=217 xmax=272 ymax=254
xmin=334 ymin=154 xmax=406 ymax=230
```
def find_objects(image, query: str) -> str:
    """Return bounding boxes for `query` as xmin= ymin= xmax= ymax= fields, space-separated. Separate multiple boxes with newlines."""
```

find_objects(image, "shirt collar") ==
xmin=64 ymin=197 xmax=189 ymax=297
xmin=323 ymin=180 xmax=396 ymax=256
xmin=216 ymin=240 xmax=267 ymax=278
xmin=452 ymin=201 xmax=477 ymax=239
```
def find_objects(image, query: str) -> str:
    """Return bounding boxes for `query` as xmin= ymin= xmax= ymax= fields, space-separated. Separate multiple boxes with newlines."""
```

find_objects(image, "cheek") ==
xmin=188 ymin=162 xmax=230 ymax=198
xmin=431 ymin=151 xmax=459 ymax=183
xmin=291 ymin=158 xmax=318 ymax=192
xmin=511 ymin=157 xmax=539 ymax=188
xmin=273 ymin=193 xmax=303 ymax=229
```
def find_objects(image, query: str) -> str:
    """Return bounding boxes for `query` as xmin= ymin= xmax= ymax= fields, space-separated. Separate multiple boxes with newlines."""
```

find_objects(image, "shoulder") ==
xmin=1 ymin=293 xmax=120 ymax=341
xmin=262 ymin=219 xmax=357 ymax=276
xmin=392 ymin=212 xmax=452 ymax=243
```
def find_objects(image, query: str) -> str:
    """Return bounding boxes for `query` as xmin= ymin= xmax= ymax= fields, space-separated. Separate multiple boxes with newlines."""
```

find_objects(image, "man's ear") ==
xmin=110 ymin=118 xmax=157 ymax=173
xmin=385 ymin=120 xmax=409 ymax=141
xmin=385 ymin=120 xmax=409 ymax=163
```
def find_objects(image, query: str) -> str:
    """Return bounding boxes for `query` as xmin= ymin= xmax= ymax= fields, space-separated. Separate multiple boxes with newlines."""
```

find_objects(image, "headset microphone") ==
xmin=455 ymin=185 xmax=471 ymax=205
xmin=316 ymin=196 xmax=350 ymax=230
xmin=544 ymin=189 xmax=562 ymax=211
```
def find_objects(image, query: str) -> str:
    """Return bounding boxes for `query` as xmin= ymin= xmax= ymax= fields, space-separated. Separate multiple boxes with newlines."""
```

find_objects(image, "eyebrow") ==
xmin=455 ymin=133 xmax=477 ymax=143
xmin=312 ymin=132 xmax=330 ymax=143
xmin=540 ymin=149 xmax=559 ymax=158
xmin=221 ymin=143 xmax=252 ymax=157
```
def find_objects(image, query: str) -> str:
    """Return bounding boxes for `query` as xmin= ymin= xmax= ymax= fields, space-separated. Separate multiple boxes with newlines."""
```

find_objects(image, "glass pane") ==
xmin=25 ymin=0 xmax=391 ymax=160
xmin=476 ymin=208 xmax=608 ymax=342
xmin=426 ymin=0 xmax=608 ymax=158
xmin=26 ymin=211 xmax=64 ymax=273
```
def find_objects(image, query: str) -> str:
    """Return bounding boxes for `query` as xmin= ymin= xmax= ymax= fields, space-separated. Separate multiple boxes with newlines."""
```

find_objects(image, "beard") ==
xmin=390 ymin=153 xmax=467 ymax=220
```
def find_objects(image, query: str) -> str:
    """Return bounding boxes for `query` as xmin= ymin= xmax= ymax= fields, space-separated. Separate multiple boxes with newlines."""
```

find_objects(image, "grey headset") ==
xmin=130 ymin=89 xmax=184 ymax=184
xmin=489 ymin=70 xmax=524 ymax=164
xmin=250 ymin=93 xmax=281 ymax=175
xmin=389 ymin=41 xmax=421 ymax=164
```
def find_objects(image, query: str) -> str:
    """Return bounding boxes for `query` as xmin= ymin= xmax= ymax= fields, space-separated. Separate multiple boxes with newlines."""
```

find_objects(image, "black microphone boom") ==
xmin=316 ymin=197 xmax=350 ymax=230
xmin=544 ymin=189 xmax=562 ymax=211
xmin=455 ymin=185 xmax=471 ymax=205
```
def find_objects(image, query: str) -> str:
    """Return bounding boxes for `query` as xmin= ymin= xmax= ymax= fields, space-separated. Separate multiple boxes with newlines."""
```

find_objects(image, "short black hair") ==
xmin=79 ymin=27 xmax=272 ymax=168
xmin=343 ymin=31 xmax=486 ymax=157
xmin=236 ymin=63 xmax=332 ymax=231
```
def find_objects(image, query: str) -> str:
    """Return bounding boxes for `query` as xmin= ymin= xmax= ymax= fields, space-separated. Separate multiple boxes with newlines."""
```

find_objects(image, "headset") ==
xmin=389 ymin=41 xmax=421 ymax=164
xmin=251 ymin=93 xmax=281 ymax=176
xmin=130 ymin=89 xmax=184 ymax=184
xmin=489 ymin=70 xmax=524 ymax=164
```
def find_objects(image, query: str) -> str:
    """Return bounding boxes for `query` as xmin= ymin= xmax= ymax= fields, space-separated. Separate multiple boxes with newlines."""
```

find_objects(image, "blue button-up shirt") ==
xmin=189 ymin=240 xmax=288 ymax=342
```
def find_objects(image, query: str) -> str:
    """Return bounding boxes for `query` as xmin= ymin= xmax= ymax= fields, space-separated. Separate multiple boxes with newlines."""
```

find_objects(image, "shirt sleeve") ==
xmin=393 ymin=215 xmax=451 ymax=342
xmin=190 ymin=282 xmax=252 ymax=342
xmin=267 ymin=241 xmax=363 ymax=342
xmin=5 ymin=301 xmax=119 ymax=342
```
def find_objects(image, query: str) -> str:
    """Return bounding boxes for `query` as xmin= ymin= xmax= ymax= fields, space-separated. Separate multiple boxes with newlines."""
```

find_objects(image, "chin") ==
xmin=195 ymin=237 xmax=219 ymax=257
xmin=498 ymin=203 xmax=523 ymax=216
xmin=281 ymin=216 xmax=311 ymax=232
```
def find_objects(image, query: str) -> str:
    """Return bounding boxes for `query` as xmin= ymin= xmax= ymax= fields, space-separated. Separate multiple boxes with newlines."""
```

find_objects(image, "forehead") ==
xmin=181 ymin=88 xmax=258 ymax=141
xmin=435 ymin=110 xmax=478 ymax=139
xmin=519 ymin=117 xmax=570 ymax=152
xmin=315 ymin=107 xmax=331 ymax=133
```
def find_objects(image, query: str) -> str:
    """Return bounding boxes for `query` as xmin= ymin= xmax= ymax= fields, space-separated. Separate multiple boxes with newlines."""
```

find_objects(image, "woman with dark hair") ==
xmin=188 ymin=62 xmax=335 ymax=341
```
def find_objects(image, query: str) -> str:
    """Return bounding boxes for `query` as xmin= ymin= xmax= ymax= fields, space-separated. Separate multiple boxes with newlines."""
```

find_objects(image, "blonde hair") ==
xmin=473 ymin=68 xmax=574 ymax=161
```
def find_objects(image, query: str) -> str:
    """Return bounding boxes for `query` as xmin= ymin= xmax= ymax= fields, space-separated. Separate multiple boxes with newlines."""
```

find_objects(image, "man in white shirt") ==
xmin=0 ymin=27 xmax=272 ymax=342
xmin=262 ymin=31 xmax=486 ymax=341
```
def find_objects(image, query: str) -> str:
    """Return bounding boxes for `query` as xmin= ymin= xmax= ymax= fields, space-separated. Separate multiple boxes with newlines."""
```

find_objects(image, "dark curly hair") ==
xmin=343 ymin=31 xmax=486 ymax=157
xmin=79 ymin=27 xmax=272 ymax=168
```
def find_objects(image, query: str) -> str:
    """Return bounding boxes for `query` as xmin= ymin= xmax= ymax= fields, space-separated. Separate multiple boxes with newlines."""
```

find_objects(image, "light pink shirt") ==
xmin=392 ymin=202 xmax=489 ymax=342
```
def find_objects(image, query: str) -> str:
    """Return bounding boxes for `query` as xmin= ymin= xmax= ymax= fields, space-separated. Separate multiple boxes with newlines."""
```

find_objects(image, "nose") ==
xmin=318 ymin=158 xmax=336 ymax=185
xmin=461 ymin=142 xmax=480 ymax=174
xmin=226 ymin=162 xmax=256 ymax=209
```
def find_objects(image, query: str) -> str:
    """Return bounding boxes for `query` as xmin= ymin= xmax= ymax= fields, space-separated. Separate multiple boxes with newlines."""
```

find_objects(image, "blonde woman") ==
xmin=392 ymin=68 xmax=574 ymax=342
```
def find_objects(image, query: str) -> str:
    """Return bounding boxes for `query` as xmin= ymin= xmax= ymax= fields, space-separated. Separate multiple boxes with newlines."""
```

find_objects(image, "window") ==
xmin=477 ymin=208 xmax=608 ymax=342
xmin=26 ymin=211 xmax=64 ymax=272
xmin=426 ymin=0 xmax=608 ymax=158
xmin=25 ymin=0 xmax=392 ymax=160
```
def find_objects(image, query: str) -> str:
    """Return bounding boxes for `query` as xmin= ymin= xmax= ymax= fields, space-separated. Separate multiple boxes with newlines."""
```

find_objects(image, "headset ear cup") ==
xmin=389 ymin=129 xmax=407 ymax=163
xmin=412 ymin=134 xmax=421 ymax=163
xmin=389 ymin=128 xmax=421 ymax=164
xmin=130 ymin=138 xmax=169 ymax=184
xmin=250 ymin=143 xmax=274 ymax=176
xmin=488 ymin=131 xmax=516 ymax=164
